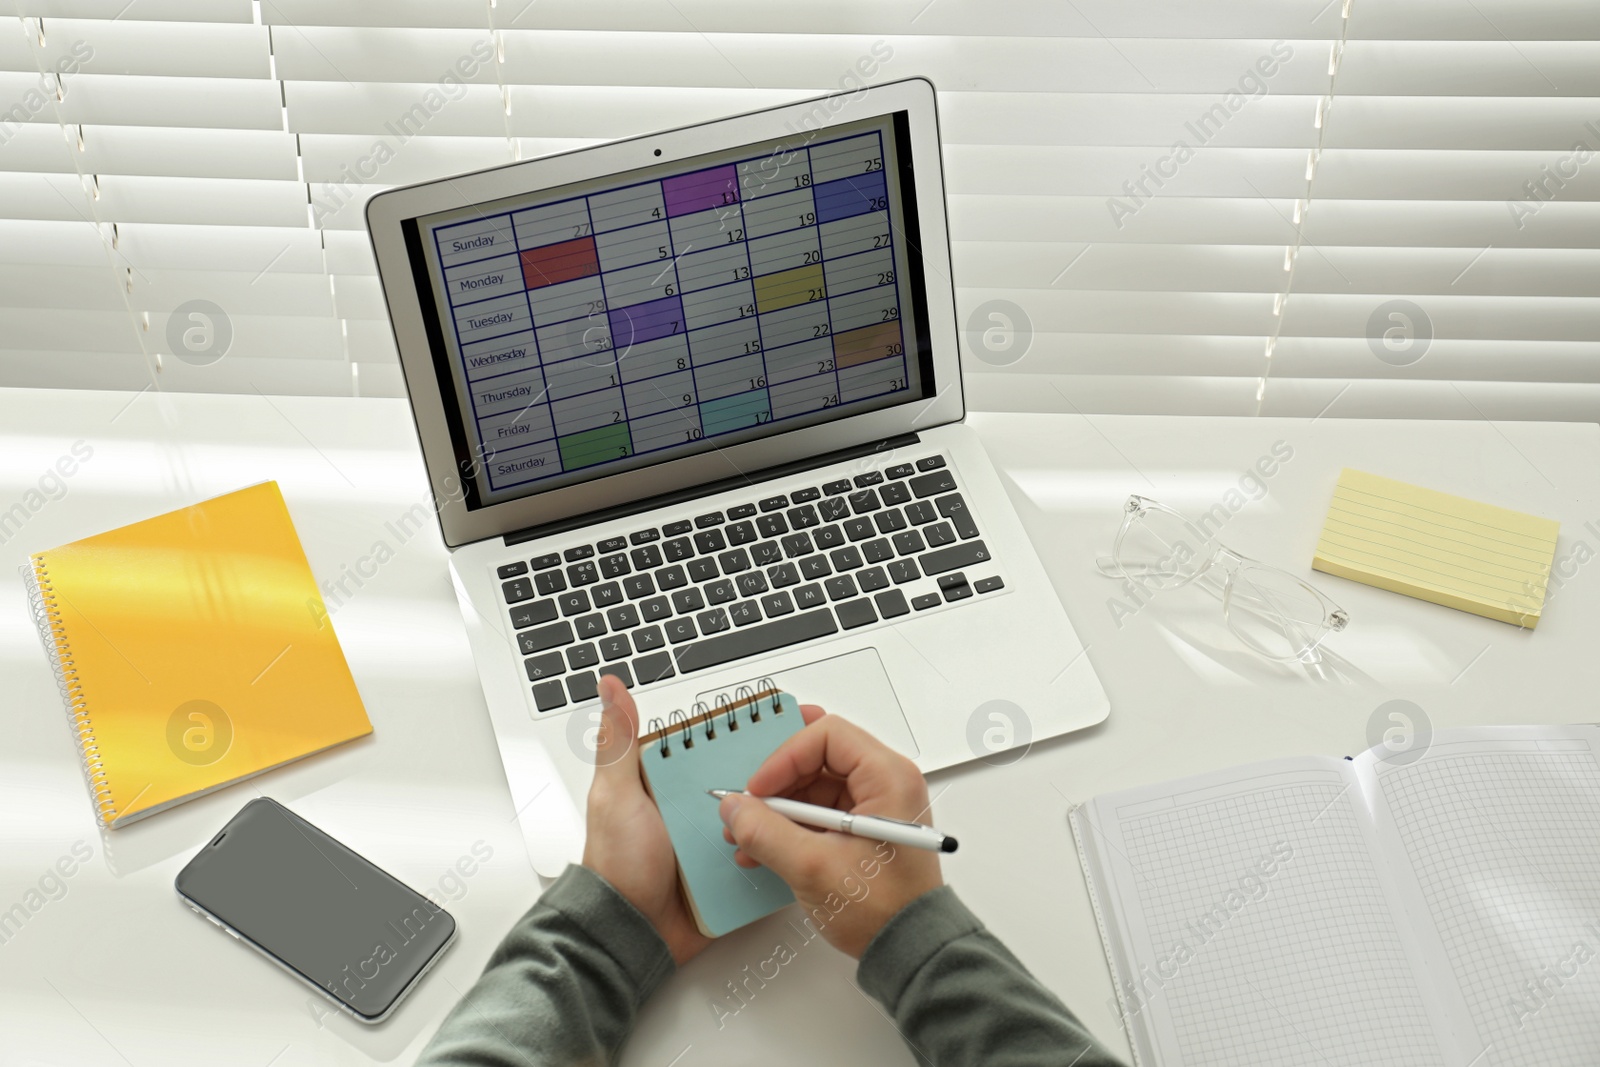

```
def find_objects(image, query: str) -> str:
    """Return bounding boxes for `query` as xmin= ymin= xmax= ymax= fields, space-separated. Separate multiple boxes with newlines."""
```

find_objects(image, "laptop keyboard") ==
xmin=496 ymin=453 xmax=1005 ymax=713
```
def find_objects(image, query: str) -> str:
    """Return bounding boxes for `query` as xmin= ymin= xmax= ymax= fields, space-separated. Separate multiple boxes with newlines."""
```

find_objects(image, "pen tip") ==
xmin=940 ymin=836 xmax=959 ymax=854
xmin=706 ymin=789 xmax=728 ymax=799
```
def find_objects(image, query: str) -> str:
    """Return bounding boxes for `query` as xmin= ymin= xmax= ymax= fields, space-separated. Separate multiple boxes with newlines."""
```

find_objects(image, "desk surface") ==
xmin=3 ymin=386 xmax=1597 ymax=1066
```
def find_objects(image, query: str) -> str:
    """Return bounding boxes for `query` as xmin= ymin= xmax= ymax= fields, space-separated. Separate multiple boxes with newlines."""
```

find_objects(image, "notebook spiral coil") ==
xmin=647 ymin=678 xmax=782 ymax=758
xmin=21 ymin=558 xmax=117 ymax=824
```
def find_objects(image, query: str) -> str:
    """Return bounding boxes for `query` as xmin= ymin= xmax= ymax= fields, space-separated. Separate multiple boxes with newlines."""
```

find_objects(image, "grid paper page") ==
xmin=1311 ymin=468 xmax=1559 ymax=628
xmin=1107 ymin=770 xmax=1445 ymax=1066
xmin=1371 ymin=730 xmax=1600 ymax=1065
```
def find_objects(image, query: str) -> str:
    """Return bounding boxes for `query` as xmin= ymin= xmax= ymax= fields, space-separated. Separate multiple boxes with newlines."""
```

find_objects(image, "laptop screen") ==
xmin=403 ymin=110 xmax=935 ymax=511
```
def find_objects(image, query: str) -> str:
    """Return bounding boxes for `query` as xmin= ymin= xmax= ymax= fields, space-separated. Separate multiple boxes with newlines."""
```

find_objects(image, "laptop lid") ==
xmin=366 ymin=76 xmax=961 ymax=549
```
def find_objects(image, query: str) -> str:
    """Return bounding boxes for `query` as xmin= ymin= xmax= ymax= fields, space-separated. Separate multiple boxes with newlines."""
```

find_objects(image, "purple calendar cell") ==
xmin=661 ymin=165 xmax=739 ymax=218
xmin=608 ymin=294 xmax=685 ymax=349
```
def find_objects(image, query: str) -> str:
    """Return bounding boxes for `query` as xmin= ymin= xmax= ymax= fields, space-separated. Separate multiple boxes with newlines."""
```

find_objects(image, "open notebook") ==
xmin=1073 ymin=725 xmax=1600 ymax=1067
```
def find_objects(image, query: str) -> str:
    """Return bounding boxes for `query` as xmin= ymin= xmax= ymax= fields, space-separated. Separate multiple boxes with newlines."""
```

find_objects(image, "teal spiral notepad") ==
xmin=641 ymin=687 xmax=802 ymax=937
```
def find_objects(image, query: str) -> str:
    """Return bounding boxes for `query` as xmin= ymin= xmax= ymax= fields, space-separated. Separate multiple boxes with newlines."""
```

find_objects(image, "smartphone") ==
xmin=175 ymin=797 xmax=456 ymax=1024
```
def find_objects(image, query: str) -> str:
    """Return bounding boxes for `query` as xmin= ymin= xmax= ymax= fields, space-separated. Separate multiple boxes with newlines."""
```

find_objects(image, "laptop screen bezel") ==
xmin=366 ymin=77 xmax=962 ymax=549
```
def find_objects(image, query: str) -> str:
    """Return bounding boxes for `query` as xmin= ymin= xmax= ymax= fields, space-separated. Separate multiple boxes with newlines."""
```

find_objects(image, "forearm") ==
xmin=857 ymin=886 xmax=1125 ymax=1067
xmin=418 ymin=864 xmax=674 ymax=1067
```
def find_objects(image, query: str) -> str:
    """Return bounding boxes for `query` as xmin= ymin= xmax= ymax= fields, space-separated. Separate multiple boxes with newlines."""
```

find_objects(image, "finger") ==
xmin=799 ymin=704 xmax=827 ymax=726
xmin=592 ymin=675 xmax=640 ymax=781
xmin=719 ymin=794 xmax=831 ymax=891
xmin=745 ymin=715 xmax=911 ymax=807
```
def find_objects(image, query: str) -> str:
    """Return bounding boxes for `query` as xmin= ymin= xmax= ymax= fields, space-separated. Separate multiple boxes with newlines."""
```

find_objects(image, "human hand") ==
xmin=719 ymin=707 xmax=943 ymax=959
xmin=581 ymin=675 xmax=711 ymax=966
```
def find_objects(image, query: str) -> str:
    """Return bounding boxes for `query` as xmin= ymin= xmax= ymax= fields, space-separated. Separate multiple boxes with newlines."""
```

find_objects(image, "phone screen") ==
xmin=175 ymin=797 xmax=455 ymax=1022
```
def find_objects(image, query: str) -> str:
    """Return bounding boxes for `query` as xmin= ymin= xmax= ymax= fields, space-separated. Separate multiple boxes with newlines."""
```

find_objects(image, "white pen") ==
xmin=708 ymin=789 xmax=958 ymax=853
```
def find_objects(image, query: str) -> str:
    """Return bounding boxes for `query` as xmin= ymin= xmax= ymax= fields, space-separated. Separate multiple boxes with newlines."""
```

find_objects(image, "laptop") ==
xmin=366 ymin=77 xmax=1108 ymax=876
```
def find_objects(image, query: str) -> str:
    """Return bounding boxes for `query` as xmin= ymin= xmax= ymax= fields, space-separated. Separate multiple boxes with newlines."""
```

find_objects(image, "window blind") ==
xmin=0 ymin=1 xmax=1594 ymax=420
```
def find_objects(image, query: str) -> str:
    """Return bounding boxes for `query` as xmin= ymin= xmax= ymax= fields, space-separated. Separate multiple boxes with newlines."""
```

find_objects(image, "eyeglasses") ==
xmin=1096 ymin=495 xmax=1349 ymax=663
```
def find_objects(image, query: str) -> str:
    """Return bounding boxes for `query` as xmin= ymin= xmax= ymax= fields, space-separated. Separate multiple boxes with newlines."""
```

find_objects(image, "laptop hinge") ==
xmin=504 ymin=432 xmax=921 ymax=547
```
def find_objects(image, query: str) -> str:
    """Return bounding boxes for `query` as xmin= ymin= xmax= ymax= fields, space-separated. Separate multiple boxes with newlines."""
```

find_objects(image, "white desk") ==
xmin=3 ymin=386 xmax=1597 ymax=1065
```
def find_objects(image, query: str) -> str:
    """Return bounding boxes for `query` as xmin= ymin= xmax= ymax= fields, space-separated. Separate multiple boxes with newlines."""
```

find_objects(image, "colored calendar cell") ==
xmin=813 ymin=171 xmax=888 ymax=225
xmin=520 ymin=236 xmax=600 ymax=290
xmin=662 ymin=165 xmax=739 ymax=218
xmin=700 ymin=390 xmax=771 ymax=435
xmin=753 ymin=263 xmax=825 ymax=314
xmin=832 ymin=321 xmax=902 ymax=370
xmin=608 ymin=294 xmax=685 ymax=348
xmin=559 ymin=423 xmax=633 ymax=470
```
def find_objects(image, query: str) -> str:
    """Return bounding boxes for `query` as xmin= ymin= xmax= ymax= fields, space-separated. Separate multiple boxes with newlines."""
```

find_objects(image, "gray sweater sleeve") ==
xmin=416 ymin=863 xmax=673 ymax=1067
xmin=857 ymin=886 xmax=1127 ymax=1067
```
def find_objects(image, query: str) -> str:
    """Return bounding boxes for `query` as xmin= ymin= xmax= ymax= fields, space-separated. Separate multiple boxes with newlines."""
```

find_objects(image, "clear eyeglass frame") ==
xmin=1096 ymin=495 xmax=1349 ymax=664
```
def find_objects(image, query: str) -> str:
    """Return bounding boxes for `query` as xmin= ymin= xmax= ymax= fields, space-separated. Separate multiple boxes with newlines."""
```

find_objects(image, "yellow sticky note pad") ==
xmin=1312 ymin=469 xmax=1560 ymax=628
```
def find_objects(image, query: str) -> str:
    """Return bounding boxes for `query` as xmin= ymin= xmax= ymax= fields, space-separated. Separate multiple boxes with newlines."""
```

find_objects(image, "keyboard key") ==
xmin=893 ymin=530 xmax=926 ymax=556
xmin=800 ymin=556 xmax=832 ymax=580
xmin=640 ymin=596 xmax=672 ymax=622
xmin=844 ymin=517 xmax=875 ymax=542
xmin=925 ymin=522 xmax=957 ymax=548
xmin=688 ymin=557 xmax=719 ymax=583
xmin=727 ymin=503 xmax=757 ymax=520
xmin=938 ymin=574 xmax=967 ymax=590
xmin=695 ymin=511 xmax=724 ymax=528
xmin=532 ymin=679 xmax=567 ymax=712
xmin=575 ymin=613 xmax=606 ymax=640
xmin=518 ymin=621 xmax=573 ymax=656
xmin=836 ymin=599 xmax=877 ymax=629
xmin=567 ymin=672 xmax=599 ymax=702
xmin=862 ymin=538 xmax=894 ymax=564
xmin=630 ymin=528 xmax=660 ymax=545
xmin=498 ymin=561 xmax=528 ymax=579
xmin=718 ymin=548 xmax=751 ymax=573
xmin=936 ymin=493 xmax=980 ymax=539
xmin=848 ymin=489 xmax=881 ymax=514
xmin=943 ymin=581 xmax=973 ymax=602
xmin=655 ymin=565 xmax=689 ymax=590
xmin=672 ymin=588 xmax=705 ymax=614
xmin=818 ymin=497 xmax=850 ymax=521
xmin=600 ymin=634 xmax=632 ymax=661
xmin=535 ymin=570 xmax=567 ymax=596
xmin=854 ymin=471 xmax=884 ymax=488
xmin=874 ymin=510 xmax=907 ymax=534
xmin=565 ymin=545 xmax=595 ymax=562
xmin=524 ymin=651 xmax=564 ymax=681
xmin=737 ymin=572 xmax=769 ymax=597
xmin=906 ymin=501 xmax=937 ymax=525
xmin=830 ymin=546 xmax=864 ymax=571
xmin=769 ymin=563 xmax=800 ymax=588
xmin=510 ymin=600 xmax=558 ymax=630
xmin=919 ymin=540 xmax=991 ymax=575
xmin=879 ymin=482 xmax=912 ymax=507
xmin=663 ymin=537 xmax=694 ymax=562
xmin=757 ymin=513 xmax=788 ymax=538
xmin=729 ymin=600 xmax=762 ymax=627
xmin=814 ymin=525 xmax=845 ymax=550
xmin=568 ymin=643 xmax=599 ymax=669
xmin=531 ymin=553 xmax=561 ymax=570
xmin=726 ymin=521 xmax=757 ymax=545
xmin=910 ymin=470 xmax=957 ymax=498
xmin=886 ymin=463 xmax=915 ymax=479
xmin=762 ymin=591 xmax=794 ymax=617
xmin=825 ymin=575 xmax=858 ymax=601
xmin=558 ymin=591 xmax=591 ymax=616
xmin=623 ymin=574 xmax=656 ymax=599
xmin=759 ymin=495 xmax=789 ymax=512
xmin=916 ymin=455 xmax=947 ymax=471
xmin=633 ymin=625 xmax=666 ymax=652
xmin=697 ymin=607 xmax=731 ymax=634
xmin=782 ymin=533 xmax=814 ymax=558
xmin=823 ymin=479 xmax=852 ymax=495
xmin=792 ymin=487 xmax=821 ymax=503
xmin=857 ymin=566 xmax=889 ymax=592
xmin=975 ymin=576 xmax=1005 ymax=594
xmin=875 ymin=589 xmax=910 ymax=618
xmin=598 ymin=663 xmax=634 ymax=689
xmin=592 ymin=582 xmax=623 ymax=608
xmin=751 ymin=540 xmax=782 ymax=566
xmin=634 ymin=651 xmax=675 ymax=684
xmin=567 ymin=561 xmax=599 ymax=586
xmin=786 ymin=505 xmax=820 ymax=529
xmin=502 ymin=577 xmax=534 ymax=604
xmin=674 ymin=607 xmax=839 ymax=673
xmin=794 ymin=583 xmax=826 ymax=610
xmin=630 ymin=544 xmax=663 ymax=569
xmin=706 ymin=578 xmax=737 ymax=604
xmin=912 ymin=593 xmax=941 ymax=611
xmin=599 ymin=553 xmax=630 ymax=579
xmin=606 ymin=604 xmax=640 ymax=630
xmin=662 ymin=520 xmax=693 ymax=536
xmin=694 ymin=529 xmax=726 ymax=553
xmin=665 ymin=617 xmax=698 ymax=643
xmin=889 ymin=559 xmax=921 ymax=584
xmin=598 ymin=536 xmax=627 ymax=554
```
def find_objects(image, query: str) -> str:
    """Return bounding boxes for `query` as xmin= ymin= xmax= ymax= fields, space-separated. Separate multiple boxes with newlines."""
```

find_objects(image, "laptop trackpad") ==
xmin=695 ymin=649 xmax=920 ymax=760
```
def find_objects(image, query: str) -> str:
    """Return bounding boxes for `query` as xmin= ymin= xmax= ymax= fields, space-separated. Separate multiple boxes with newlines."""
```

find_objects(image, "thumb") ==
xmin=720 ymin=794 xmax=829 ymax=893
xmin=592 ymin=675 xmax=640 ymax=779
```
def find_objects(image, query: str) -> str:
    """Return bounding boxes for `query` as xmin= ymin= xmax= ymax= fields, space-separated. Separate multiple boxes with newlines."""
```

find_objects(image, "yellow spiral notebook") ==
xmin=23 ymin=482 xmax=372 ymax=828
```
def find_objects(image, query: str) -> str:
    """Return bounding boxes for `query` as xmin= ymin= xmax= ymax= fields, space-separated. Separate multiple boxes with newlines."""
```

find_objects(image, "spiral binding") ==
xmin=646 ymin=677 xmax=781 ymax=758
xmin=21 ymin=558 xmax=118 ymax=825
